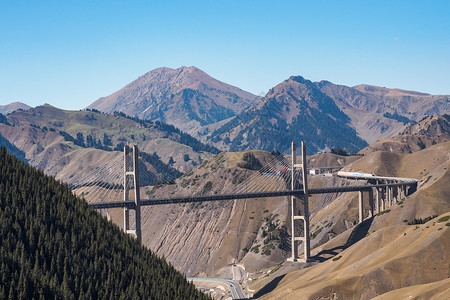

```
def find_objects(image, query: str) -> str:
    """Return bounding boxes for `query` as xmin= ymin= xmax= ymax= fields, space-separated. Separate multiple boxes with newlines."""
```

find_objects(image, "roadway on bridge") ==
xmin=187 ymin=277 xmax=247 ymax=299
xmin=89 ymin=178 xmax=417 ymax=209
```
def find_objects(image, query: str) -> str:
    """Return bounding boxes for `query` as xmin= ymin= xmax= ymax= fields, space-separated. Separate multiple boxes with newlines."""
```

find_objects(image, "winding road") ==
xmin=187 ymin=277 xmax=247 ymax=299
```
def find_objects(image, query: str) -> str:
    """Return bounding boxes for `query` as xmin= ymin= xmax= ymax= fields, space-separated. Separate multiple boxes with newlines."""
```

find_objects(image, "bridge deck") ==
xmin=88 ymin=180 xmax=417 ymax=209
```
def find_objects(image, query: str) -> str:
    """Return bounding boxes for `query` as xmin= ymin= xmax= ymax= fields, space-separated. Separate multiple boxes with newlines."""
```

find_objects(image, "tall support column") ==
xmin=368 ymin=188 xmax=374 ymax=218
xmin=375 ymin=181 xmax=380 ymax=214
xmin=358 ymin=191 xmax=364 ymax=223
xmin=381 ymin=187 xmax=386 ymax=211
xmin=386 ymin=180 xmax=392 ymax=207
xmin=301 ymin=141 xmax=311 ymax=262
xmin=132 ymin=145 xmax=142 ymax=244
xmin=289 ymin=141 xmax=298 ymax=261
xmin=123 ymin=146 xmax=130 ymax=231
xmin=387 ymin=183 xmax=392 ymax=207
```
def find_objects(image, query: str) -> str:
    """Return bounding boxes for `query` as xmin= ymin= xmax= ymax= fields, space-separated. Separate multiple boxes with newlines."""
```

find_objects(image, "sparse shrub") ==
xmin=408 ymin=215 xmax=438 ymax=225
xmin=332 ymin=255 xmax=342 ymax=261
xmin=376 ymin=209 xmax=391 ymax=216
xmin=200 ymin=181 xmax=213 ymax=195
xmin=237 ymin=152 xmax=262 ymax=170
xmin=310 ymin=227 xmax=323 ymax=239
xmin=250 ymin=245 xmax=260 ymax=254
xmin=437 ymin=216 xmax=450 ymax=223
xmin=331 ymin=148 xmax=349 ymax=156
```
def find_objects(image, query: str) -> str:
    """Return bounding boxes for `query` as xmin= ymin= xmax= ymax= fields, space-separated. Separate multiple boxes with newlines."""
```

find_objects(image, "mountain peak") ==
xmin=0 ymin=102 xmax=32 ymax=115
xmin=287 ymin=75 xmax=310 ymax=85
xmin=88 ymin=66 xmax=259 ymax=134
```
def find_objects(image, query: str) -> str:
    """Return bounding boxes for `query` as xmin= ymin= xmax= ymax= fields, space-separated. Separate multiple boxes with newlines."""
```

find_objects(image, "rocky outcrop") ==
xmin=88 ymin=66 xmax=260 ymax=135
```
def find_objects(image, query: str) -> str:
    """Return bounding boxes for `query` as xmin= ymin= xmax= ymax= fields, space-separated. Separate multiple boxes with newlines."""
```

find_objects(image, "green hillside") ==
xmin=0 ymin=147 xmax=210 ymax=299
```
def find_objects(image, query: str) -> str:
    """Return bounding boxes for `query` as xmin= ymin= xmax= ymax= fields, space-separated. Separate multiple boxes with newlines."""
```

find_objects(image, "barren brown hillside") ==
xmin=359 ymin=115 xmax=450 ymax=155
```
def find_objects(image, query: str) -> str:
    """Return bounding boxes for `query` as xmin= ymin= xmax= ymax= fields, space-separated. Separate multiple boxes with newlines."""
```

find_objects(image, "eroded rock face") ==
xmin=208 ymin=76 xmax=368 ymax=154
xmin=359 ymin=115 xmax=450 ymax=155
xmin=88 ymin=66 xmax=260 ymax=135
xmin=316 ymin=81 xmax=450 ymax=144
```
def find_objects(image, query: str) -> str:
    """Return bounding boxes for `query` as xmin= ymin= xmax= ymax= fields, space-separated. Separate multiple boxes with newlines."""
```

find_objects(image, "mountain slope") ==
xmin=358 ymin=114 xmax=450 ymax=154
xmin=88 ymin=66 xmax=259 ymax=134
xmin=259 ymin=214 xmax=450 ymax=299
xmin=0 ymin=102 xmax=31 ymax=115
xmin=316 ymin=81 xmax=450 ymax=143
xmin=0 ymin=147 xmax=209 ymax=299
xmin=208 ymin=76 xmax=368 ymax=154
xmin=0 ymin=105 xmax=218 ymax=183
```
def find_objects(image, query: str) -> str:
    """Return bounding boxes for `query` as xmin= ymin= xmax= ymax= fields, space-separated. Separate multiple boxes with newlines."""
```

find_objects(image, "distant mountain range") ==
xmin=0 ymin=101 xmax=31 ymax=115
xmin=0 ymin=105 xmax=219 ymax=183
xmin=316 ymin=81 xmax=449 ymax=143
xmin=87 ymin=66 xmax=449 ymax=154
xmin=88 ymin=66 xmax=260 ymax=135
xmin=359 ymin=114 xmax=450 ymax=154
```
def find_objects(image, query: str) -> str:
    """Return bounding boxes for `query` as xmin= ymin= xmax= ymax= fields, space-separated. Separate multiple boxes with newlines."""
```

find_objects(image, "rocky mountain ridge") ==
xmin=0 ymin=101 xmax=31 ymax=115
xmin=88 ymin=66 xmax=260 ymax=135
xmin=358 ymin=114 xmax=450 ymax=154
xmin=316 ymin=81 xmax=449 ymax=143
xmin=207 ymin=76 xmax=368 ymax=154
xmin=0 ymin=105 xmax=218 ymax=182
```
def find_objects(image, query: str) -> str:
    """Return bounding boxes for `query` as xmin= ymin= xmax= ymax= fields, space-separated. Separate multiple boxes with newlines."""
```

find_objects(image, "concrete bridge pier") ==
xmin=358 ymin=191 xmax=364 ymax=223
xmin=381 ymin=186 xmax=386 ymax=211
xmin=374 ymin=181 xmax=380 ymax=214
xmin=368 ymin=188 xmax=374 ymax=218
xmin=387 ymin=181 xmax=392 ymax=207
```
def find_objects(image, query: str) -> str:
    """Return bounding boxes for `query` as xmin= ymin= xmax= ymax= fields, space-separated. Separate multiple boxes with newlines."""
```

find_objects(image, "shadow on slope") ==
xmin=251 ymin=274 xmax=286 ymax=299
xmin=312 ymin=217 xmax=374 ymax=262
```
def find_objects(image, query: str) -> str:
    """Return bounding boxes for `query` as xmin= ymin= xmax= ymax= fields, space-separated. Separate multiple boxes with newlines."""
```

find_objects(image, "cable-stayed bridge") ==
xmin=75 ymin=142 xmax=417 ymax=263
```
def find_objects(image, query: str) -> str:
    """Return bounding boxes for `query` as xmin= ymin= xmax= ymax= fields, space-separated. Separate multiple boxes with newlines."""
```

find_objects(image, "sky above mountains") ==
xmin=1 ymin=0 xmax=449 ymax=110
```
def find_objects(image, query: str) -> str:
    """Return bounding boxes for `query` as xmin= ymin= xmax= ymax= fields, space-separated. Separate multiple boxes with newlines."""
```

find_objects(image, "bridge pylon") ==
xmin=288 ymin=141 xmax=312 ymax=262
xmin=123 ymin=145 xmax=142 ymax=243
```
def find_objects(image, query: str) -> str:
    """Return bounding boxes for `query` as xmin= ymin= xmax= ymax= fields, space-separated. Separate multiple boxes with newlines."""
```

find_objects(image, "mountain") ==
xmin=401 ymin=114 xmax=450 ymax=136
xmin=0 ymin=147 xmax=208 ymax=299
xmin=88 ymin=66 xmax=260 ymax=135
xmin=315 ymin=81 xmax=450 ymax=143
xmin=0 ymin=132 xmax=27 ymax=162
xmin=207 ymin=76 xmax=368 ymax=154
xmin=0 ymin=101 xmax=31 ymax=114
xmin=358 ymin=114 xmax=450 ymax=154
xmin=0 ymin=105 xmax=218 ymax=183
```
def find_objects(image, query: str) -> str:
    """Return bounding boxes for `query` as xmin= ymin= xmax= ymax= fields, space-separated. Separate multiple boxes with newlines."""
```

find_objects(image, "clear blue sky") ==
xmin=1 ymin=0 xmax=449 ymax=110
